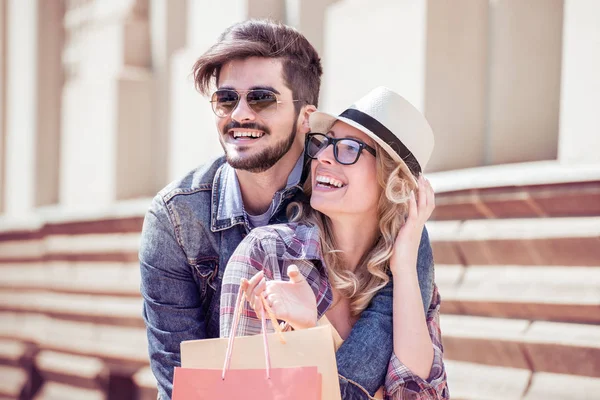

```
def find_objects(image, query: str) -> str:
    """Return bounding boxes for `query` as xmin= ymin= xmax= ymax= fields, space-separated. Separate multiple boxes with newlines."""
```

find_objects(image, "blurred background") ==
xmin=0 ymin=0 xmax=599 ymax=399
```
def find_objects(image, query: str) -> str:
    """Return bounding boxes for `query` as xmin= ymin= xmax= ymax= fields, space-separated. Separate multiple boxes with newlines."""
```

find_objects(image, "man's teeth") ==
xmin=232 ymin=131 xmax=264 ymax=138
xmin=316 ymin=175 xmax=345 ymax=188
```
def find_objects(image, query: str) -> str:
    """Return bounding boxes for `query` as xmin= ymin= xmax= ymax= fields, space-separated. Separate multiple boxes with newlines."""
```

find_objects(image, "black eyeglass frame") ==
xmin=209 ymin=88 xmax=301 ymax=118
xmin=305 ymin=132 xmax=377 ymax=166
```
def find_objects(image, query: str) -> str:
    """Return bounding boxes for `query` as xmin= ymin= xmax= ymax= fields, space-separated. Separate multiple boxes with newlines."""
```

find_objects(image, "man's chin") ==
xmin=225 ymin=154 xmax=278 ymax=173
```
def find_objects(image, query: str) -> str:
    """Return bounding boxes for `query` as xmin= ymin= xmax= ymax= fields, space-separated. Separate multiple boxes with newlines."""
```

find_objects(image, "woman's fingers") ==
xmin=251 ymin=277 xmax=266 ymax=308
xmin=242 ymin=270 xmax=266 ymax=310
xmin=417 ymin=176 xmax=427 ymax=214
xmin=407 ymin=190 xmax=417 ymax=224
xmin=422 ymin=176 xmax=435 ymax=217
xmin=246 ymin=270 xmax=264 ymax=291
xmin=414 ymin=175 xmax=435 ymax=223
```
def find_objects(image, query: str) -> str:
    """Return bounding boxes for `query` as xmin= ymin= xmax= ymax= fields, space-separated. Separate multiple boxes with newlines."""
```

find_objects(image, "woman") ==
xmin=220 ymin=87 xmax=448 ymax=399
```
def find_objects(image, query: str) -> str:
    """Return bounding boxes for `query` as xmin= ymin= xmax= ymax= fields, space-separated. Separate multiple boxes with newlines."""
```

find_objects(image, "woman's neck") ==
xmin=328 ymin=214 xmax=379 ymax=272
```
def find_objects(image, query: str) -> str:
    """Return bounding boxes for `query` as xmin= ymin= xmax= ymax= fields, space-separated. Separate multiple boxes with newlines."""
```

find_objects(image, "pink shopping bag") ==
xmin=172 ymin=286 xmax=330 ymax=399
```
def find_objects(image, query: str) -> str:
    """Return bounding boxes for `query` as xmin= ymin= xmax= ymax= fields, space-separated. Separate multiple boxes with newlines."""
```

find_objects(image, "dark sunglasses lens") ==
xmin=306 ymin=135 xmax=328 ymax=158
xmin=336 ymin=140 xmax=361 ymax=164
xmin=212 ymin=90 xmax=239 ymax=116
xmin=246 ymin=90 xmax=278 ymax=115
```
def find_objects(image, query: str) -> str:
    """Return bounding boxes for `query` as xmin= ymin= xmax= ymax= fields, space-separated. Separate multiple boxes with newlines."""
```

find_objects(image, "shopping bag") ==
xmin=173 ymin=365 xmax=321 ymax=399
xmin=173 ymin=286 xmax=341 ymax=400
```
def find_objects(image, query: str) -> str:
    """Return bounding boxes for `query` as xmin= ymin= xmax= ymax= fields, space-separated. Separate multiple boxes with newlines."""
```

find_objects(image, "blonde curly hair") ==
xmin=288 ymin=143 xmax=417 ymax=316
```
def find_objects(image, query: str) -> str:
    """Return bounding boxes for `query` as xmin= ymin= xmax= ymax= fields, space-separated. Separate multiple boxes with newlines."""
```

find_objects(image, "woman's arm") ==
xmin=220 ymin=234 xmax=270 ymax=337
xmin=220 ymin=230 xmax=319 ymax=337
xmin=336 ymin=227 xmax=435 ymax=397
xmin=390 ymin=176 xmax=437 ymax=380
xmin=391 ymin=264 xmax=435 ymax=379
xmin=385 ymin=285 xmax=448 ymax=399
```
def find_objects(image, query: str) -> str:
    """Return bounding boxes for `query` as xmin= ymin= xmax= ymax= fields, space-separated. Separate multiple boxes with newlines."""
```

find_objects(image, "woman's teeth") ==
xmin=315 ymin=175 xmax=345 ymax=188
xmin=231 ymin=131 xmax=264 ymax=139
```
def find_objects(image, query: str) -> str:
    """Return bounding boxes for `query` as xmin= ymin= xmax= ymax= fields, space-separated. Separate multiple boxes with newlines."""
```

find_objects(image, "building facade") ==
xmin=0 ymin=0 xmax=598 ymax=220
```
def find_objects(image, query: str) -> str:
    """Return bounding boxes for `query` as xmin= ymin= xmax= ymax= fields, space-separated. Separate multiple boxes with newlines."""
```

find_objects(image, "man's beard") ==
xmin=222 ymin=121 xmax=298 ymax=173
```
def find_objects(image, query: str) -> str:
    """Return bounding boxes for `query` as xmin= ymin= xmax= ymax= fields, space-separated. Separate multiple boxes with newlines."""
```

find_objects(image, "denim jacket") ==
xmin=139 ymin=156 xmax=435 ymax=400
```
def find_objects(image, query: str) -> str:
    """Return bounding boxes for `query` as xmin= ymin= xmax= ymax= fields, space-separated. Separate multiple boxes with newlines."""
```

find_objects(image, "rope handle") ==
xmin=261 ymin=296 xmax=287 ymax=344
xmin=221 ymin=283 xmax=286 ymax=380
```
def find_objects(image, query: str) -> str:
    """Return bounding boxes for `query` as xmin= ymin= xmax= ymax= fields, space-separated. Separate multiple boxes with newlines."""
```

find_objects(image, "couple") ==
xmin=140 ymin=19 xmax=448 ymax=400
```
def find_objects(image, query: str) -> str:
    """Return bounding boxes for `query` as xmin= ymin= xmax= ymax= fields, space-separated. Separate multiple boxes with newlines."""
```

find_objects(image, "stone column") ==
xmin=167 ymin=0 xmax=284 ymax=181
xmin=60 ymin=0 xmax=153 ymax=209
xmin=284 ymin=0 xmax=335 ymax=58
xmin=486 ymin=0 xmax=564 ymax=165
xmin=424 ymin=0 xmax=488 ymax=171
xmin=0 ymin=0 xmax=6 ymax=214
xmin=3 ymin=0 xmax=63 ymax=216
xmin=558 ymin=0 xmax=600 ymax=164
xmin=36 ymin=0 xmax=64 ymax=207
xmin=4 ymin=0 xmax=39 ymax=216
xmin=148 ymin=0 xmax=186 ymax=191
xmin=322 ymin=0 xmax=489 ymax=172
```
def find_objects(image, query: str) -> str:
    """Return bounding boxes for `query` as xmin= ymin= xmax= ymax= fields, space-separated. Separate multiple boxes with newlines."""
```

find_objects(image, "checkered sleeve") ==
xmin=384 ymin=285 xmax=449 ymax=400
xmin=220 ymin=233 xmax=273 ymax=338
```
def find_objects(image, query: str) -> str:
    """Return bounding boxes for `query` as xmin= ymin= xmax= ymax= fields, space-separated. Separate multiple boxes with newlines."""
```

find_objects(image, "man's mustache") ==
xmin=222 ymin=121 xmax=270 ymax=135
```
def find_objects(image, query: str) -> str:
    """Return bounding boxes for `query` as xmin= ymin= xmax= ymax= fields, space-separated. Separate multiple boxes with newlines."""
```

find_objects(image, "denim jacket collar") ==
xmin=211 ymin=155 xmax=304 ymax=232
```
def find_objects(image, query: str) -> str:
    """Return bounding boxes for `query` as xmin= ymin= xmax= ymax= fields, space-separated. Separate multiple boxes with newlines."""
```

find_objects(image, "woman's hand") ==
xmin=240 ymin=265 xmax=318 ymax=330
xmin=390 ymin=175 xmax=435 ymax=275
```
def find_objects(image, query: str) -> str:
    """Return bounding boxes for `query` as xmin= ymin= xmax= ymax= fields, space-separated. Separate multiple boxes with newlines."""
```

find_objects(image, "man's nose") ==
xmin=230 ymin=95 xmax=256 ymax=122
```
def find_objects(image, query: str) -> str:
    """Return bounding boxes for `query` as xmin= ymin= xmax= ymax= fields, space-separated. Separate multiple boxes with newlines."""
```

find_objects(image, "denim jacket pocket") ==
xmin=191 ymin=257 xmax=219 ymax=298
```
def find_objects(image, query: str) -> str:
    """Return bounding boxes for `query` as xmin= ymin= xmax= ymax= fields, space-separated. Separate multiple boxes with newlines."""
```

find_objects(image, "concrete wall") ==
xmin=322 ymin=0 xmax=428 ymax=114
xmin=424 ymin=0 xmax=489 ymax=172
xmin=60 ymin=0 xmax=154 ymax=209
xmin=486 ymin=0 xmax=563 ymax=165
xmin=4 ymin=0 xmax=39 ymax=216
xmin=36 ymin=0 xmax=63 ymax=207
xmin=1 ymin=0 xmax=599 ymax=219
xmin=0 ymin=0 xmax=6 ymax=213
xmin=149 ymin=0 xmax=187 ymax=192
xmin=558 ymin=0 xmax=600 ymax=164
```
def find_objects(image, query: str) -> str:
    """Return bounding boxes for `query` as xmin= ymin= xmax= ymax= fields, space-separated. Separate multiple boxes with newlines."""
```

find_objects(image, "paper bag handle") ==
xmin=222 ymin=286 xmax=273 ymax=380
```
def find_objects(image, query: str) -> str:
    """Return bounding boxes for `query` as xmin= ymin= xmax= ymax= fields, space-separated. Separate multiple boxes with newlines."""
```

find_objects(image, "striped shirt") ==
xmin=220 ymin=223 xmax=448 ymax=400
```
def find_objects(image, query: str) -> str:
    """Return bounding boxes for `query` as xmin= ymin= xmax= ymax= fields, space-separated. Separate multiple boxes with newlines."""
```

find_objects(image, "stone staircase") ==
xmin=0 ymin=211 xmax=153 ymax=400
xmin=428 ymin=162 xmax=600 ymax=400
xmin=0 ymin=161 xmax=598 ymax=399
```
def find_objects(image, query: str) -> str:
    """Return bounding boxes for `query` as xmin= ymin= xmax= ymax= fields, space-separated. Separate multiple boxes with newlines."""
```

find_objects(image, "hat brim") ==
xmin=309 ymin=111 xmax=418 ymax=187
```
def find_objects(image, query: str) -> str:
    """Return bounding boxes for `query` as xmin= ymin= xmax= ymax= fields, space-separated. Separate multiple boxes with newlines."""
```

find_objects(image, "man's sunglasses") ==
xmin=210 ymin=89 xmax=301 ymax=118
xmin=305 ymin=133 xmax=377 ymax=165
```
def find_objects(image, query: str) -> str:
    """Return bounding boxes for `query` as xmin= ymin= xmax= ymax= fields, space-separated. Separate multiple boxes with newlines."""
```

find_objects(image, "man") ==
xmin=139 ymin=19 xmax=435 ymax=400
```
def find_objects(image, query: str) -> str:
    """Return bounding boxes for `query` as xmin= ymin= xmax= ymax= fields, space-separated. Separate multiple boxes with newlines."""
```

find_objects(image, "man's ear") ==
xmin=299 ymin=105 xmax=317 ymax=132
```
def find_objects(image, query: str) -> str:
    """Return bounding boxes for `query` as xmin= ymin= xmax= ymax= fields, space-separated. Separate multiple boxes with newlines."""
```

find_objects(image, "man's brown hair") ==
xmin=192 ymin=19 xmax=323 ymax=109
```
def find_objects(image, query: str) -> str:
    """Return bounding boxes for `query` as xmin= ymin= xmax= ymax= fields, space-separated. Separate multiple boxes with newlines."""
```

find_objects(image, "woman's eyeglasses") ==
xmin=210 ymin=89 xmax=300 ymax=118
xmin=305 ymin=133 xmax=377 ymax=165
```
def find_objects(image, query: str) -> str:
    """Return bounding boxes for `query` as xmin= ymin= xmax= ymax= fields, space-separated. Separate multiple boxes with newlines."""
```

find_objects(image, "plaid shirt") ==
xmin=220 ymin=223 xmax=448 ymax=400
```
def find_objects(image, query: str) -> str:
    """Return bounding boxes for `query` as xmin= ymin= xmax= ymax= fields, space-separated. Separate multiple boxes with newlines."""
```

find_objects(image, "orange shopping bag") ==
xmin=172 ymin=287 xmax=328 ymax=400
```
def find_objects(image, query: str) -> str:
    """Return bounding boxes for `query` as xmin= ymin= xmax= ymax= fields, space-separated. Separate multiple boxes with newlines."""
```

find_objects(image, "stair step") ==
xmin=442 ymin=315 xmax=600 ymax=377
xmin=523 ymin=372 xmax=600 ymax=400
xmin=428 ymin=217 xmax=600 ymax=266
xmin=35 ymin=351 xmax=108 ymax=389
xmin=445 ymin=360 xmax=530 ymax=400
xmin=133 ymin=367 xmax=158 ymax=400
xmin=0 ymin=290 xmax=143 ymax=327
xmin=0 ymin=339 xmax=27 ymax=366
xmin=32 ymin=382 xmax=105 ymax=400
xmin=0 ymin=312 xmax=148 ymax=370
xmin=0 ymin=365 xmax=27 ymax=398
xmin=0 ymin=233 xmax=141 ymax=263
xmin=438 ymin=265 xmax=600 ymax=323
xmin=0 ymin=262 xmax=140 ymax=296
